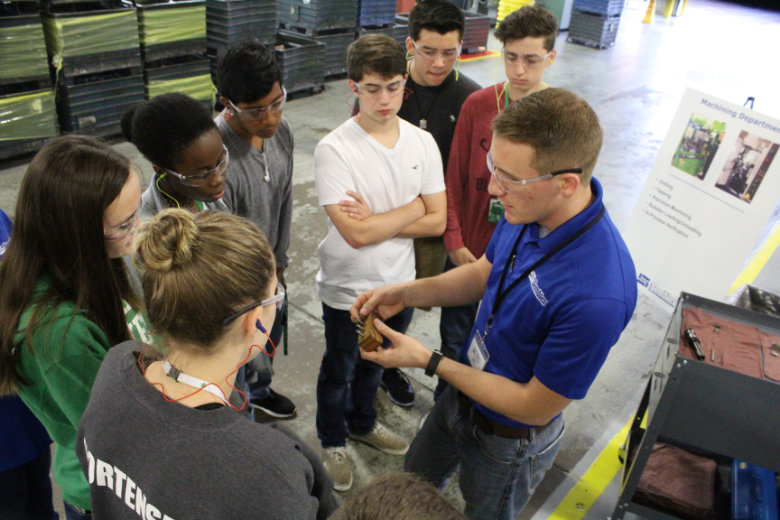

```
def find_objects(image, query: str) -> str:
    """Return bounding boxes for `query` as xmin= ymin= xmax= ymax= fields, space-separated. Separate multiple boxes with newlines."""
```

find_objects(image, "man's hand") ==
xmin=358 ymin=317 xmax=431 ymax=369
xmin=448 ymin=247 xmax=478 ymax=266
xmin=350 ymin=282 xmax=409 ymax=323
xmin=339 ymin=190 xmax=372 ymax=221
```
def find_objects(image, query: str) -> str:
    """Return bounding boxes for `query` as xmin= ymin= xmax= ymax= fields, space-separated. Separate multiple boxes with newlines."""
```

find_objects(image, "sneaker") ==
xmin=349 ymin=422 xmax=409 ymax=456
xmin=248 ymin=388 xmax=297 ymax=418
xmin=380 ymin=368 xmax=415 ymax=407
xmin=323 ymin=447 xmax=353 ymax=492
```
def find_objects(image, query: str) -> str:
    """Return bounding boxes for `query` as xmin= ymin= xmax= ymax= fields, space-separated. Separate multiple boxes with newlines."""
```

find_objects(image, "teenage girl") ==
xmin=0 ymin=135 xmax=146 ymax=518
xmin=77 ymin=209 xmax=337 ymax=519
xmin=121 ymin=93 xmax=229 ymax=217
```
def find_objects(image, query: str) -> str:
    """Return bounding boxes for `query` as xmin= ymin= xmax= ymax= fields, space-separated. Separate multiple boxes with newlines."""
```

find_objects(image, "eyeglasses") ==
xmin=221 ymin=281 xmax=286 ymax=326
xmin=412 ymin=41 xmax=461 ymax=61
xmin=161 ymin=145 xmax=229 ymax=187
xmin=354 ymin=79 xmax=405 ymax=97
xmin=486 ymin=151 xmax=582 ymax=191
xmin=228 ymin=88 xmax=287 ymax=120
xmin=104 ymin=206 xmax=140 ymax=241
xmin=501 ymin=49 xmax=552 ymax=69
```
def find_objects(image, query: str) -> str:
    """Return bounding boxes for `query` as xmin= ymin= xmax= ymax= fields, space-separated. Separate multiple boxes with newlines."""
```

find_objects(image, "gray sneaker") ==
xmin=323 ymin=447 xmax=352 ymax=492
xmin=349 ymin=422 xmax=409 ymax=456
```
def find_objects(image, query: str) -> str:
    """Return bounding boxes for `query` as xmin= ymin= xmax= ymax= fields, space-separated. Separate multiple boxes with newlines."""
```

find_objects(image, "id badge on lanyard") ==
xmin=467 ymin=300 xmax=490 ymax=370
xmin=467 ymin=329 xmax=490 ymax=370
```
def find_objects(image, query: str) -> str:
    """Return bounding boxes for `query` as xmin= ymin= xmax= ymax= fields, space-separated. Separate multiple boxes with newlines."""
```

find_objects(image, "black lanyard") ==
xmin=484 ymin=205 xmax=606 ymax=335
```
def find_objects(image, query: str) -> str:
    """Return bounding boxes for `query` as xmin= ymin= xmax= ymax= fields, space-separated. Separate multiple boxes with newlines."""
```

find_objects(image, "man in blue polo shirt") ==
xmin=350 ymin=88 xmax=637 ymax=520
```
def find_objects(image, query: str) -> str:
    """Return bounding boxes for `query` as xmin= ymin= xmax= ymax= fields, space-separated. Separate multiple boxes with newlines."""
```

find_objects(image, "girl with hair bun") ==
xmin=121 ymin=93 xmax=229 ymax=217
xmin=76 ymin=209 xmax=337 ymax=520
xmin=0 ymin=135 xmax=148 ymax=518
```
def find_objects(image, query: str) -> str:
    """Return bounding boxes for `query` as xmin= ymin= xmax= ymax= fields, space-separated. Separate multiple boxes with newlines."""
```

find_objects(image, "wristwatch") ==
xmin=425 ymin=350 xmax=444 ymax=377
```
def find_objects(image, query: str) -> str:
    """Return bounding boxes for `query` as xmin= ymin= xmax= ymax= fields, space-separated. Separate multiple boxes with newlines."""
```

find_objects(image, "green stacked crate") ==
xmin=137 ymin=1 xmax=206 ymax=62
xmin=42 ymin=8 xmax=141 ymax=76
xmin=0 ymin=5 xmax=57 ymax=159
xmin=145 ymin=58 xmax=214 ymax=110
xmin=0 ymin=90 xmax=58 ymax=160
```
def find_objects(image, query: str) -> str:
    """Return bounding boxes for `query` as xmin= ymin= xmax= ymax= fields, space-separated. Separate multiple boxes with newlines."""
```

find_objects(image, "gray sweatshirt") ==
xmin=215 ymin=114 xmax=294 ymax=269
xmin=77 ymin=341 xmax=337 ymax=520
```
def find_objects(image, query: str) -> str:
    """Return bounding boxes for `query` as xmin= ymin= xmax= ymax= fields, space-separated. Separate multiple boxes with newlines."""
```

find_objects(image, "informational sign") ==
xmin=625 ymin=88 xmax=780 ymax=305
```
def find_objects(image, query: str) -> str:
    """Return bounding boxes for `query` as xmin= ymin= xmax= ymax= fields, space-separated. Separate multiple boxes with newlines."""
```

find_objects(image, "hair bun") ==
xmin=136 ymin=208 xmax=199 ymax=273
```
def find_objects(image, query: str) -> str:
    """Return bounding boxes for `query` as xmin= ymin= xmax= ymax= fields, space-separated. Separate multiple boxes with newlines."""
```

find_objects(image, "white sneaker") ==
xmin=323 ymin=447 xmax=353 ymax=492
xmin=349 ymin=422 xmax=409 ymax=456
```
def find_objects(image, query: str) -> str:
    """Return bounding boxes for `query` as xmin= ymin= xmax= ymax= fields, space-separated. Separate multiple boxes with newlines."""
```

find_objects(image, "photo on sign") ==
xmin=715 ymin=130 xmax=778 ymax=204
xmin=671 ymin=113 xmax=726 ymax=180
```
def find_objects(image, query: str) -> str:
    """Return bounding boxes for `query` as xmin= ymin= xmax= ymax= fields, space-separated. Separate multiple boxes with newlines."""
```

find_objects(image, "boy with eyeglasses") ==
xmin=313 ymin=34 xmax=446 ymax=492
xmin=437 ymin=5 xmax=559 ymax=399
xmin=215 ymin=41 xmax=296 ymax=420
xmin=378 ymin=0 xmax=481 ymax=410
xmin=351 ymin=88 xmax=637 ymax=520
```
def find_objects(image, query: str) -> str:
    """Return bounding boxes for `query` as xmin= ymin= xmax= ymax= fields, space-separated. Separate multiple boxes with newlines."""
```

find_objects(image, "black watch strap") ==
xmin=425 ymin=350 xmax=444 ymax=377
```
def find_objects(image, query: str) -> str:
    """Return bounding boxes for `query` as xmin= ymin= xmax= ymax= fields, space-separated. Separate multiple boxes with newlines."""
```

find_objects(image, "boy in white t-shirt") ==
xmin=313 ymin=34 xmax=446 ymax=492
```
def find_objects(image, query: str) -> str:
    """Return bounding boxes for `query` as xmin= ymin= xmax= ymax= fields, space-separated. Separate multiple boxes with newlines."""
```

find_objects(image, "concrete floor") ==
xmin=2 ymin=0 xmax=779 ymax=517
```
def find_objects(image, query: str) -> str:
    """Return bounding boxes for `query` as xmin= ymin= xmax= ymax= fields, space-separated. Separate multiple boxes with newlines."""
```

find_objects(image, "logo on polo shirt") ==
xmin=529 ymin=271 xmax=548 ymax=307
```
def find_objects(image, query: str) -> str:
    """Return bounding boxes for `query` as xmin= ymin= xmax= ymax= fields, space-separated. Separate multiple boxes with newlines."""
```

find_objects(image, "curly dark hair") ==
xmin=494 ymin=5 xmax=559 ymax=51
xmin=121 ymin=93 xmax=216 ymax=171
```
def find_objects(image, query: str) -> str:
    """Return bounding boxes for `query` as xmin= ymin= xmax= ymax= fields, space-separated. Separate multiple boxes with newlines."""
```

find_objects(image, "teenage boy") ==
xmin=314 ymin=34 xmax=446 ymax=492
xmin=215 ymin=41 xmax=296 ymax=419
xmin=438 ymin=5 xmax=558 ymax=398
xmin=380 ymin=0 xmax=481 ymax=409
xmin=352 ymin=88 xmax=637 ymax=520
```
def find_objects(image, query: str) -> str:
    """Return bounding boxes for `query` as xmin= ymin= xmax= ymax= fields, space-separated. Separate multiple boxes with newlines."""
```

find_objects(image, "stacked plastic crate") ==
xmin=0 ymin=0 xmax=58 ymax=159
xmin=278 ymin=0 xmax=356 ymax=79
xmin=357 ymin=0 xmax=395 ymax=41
xmin=461 ymin=12 xmax=491 ymax=54
xmin=567 ymin=0 xmax=624 ymax=49
xmin=206 ymin=0 xmax=277 ymax=80
xmin=274 ymin=30 xmax=326 ymax=95
xmin=137 ymin=0 xmax=213 ymax=111
xmin=392 ymin=14 xmax=408 ymax=50
xmin=41 ymin=0 xmax=144 ymax=136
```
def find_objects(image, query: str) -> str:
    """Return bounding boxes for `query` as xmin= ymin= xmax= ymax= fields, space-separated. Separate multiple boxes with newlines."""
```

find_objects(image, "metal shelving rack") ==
xmin=613 ymin=292 xmax=780 ymax=519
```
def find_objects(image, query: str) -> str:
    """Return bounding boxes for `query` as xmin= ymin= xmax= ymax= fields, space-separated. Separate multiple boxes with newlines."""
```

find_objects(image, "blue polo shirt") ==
xmin=466 ymin=179 xmax=637 ymax=428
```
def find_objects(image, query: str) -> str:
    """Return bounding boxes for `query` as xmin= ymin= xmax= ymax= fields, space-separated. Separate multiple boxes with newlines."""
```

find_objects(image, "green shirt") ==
xmin=16 ymin=277 xmax=151 ymax=510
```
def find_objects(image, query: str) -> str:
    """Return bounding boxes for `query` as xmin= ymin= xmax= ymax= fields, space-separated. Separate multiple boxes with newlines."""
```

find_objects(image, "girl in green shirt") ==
xmin=0 ymin=135 xmax=146 ymax=517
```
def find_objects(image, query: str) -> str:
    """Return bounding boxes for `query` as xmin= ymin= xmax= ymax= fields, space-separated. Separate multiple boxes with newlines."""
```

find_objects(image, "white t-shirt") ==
xmin=315 ymin=117 xmax=444 ymax=309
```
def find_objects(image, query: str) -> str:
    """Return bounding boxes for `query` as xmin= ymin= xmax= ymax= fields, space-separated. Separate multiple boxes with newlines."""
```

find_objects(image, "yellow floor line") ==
xmin=729 ymin=222 xmax=780 ymax=294
xmin=548 ymin=418 xmax=633 ymax=519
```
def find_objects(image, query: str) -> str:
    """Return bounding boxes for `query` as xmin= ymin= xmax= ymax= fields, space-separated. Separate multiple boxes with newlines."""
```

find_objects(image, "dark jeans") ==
xmin=246 ymin=304 xmax=286 ymax=400
xmin=63 ymin=503 xmax=91 ymax=520
xmin=316 ymin=304 xmax=414 ymax=447
xmin=435 ymin=259 xmax=479 ymax=399
xmin=0 ymin=449 xmax=58 ymax=520
xmin=405 ymin=386 xmax=565 ymax=520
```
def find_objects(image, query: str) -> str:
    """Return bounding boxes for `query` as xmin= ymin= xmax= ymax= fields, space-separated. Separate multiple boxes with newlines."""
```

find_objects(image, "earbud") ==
xmin=255 ymin=320 xmax=266 ymax=334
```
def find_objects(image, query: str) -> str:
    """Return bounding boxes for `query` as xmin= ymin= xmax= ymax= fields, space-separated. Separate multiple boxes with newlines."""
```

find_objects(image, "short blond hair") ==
xmin=135 ymin=209 xmax=274 ymax=348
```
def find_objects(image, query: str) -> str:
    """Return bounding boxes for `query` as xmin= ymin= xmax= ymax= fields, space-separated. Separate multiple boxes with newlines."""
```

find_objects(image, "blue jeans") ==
xmin=246 ymin=304 xmax=286 ymax=400
xmin=436 ymin=259 xmax=479 ymax=399
xmin=404 ymin=386 xmax=565 ymax=520
xmin=0 ymin=448 xmax=58 ymax=520
xmin=63 ymin=503 xmax=91 ymax=520
xmin=316 ymin=304 xmax=414 ymax=448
